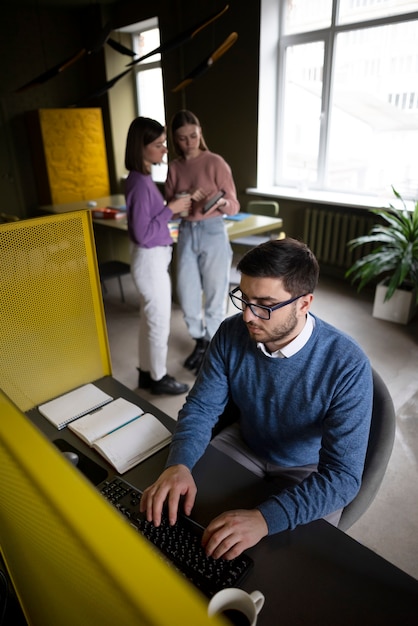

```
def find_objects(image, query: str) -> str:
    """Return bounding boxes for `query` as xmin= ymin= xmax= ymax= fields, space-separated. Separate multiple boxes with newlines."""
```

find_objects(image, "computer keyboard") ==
xmin=98 ymin=476 xmax=253 ymax=597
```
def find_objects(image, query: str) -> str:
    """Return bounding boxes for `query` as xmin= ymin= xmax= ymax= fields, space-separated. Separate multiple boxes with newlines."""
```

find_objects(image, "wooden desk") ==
xmin=27 ymin=376 xmax=418 ymax=626
xmin=39 ymin=196 xmax=284 ymax=264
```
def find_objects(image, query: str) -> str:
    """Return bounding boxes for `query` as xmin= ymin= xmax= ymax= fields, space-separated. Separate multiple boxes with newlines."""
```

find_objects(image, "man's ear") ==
xmin=299 ymin=294 xmax=314 ymax=314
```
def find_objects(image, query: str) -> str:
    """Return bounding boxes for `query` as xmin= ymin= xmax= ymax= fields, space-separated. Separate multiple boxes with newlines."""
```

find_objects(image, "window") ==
xmin=131 ymin=21 xmax=165 ymax=123
xmin=119 ymin=18 xmax=167 ymax=182
xmin=258 ymin=0 xmax=418 ymax=200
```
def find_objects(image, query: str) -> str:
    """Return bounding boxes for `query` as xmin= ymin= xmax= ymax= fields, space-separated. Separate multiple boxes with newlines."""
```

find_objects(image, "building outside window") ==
xmin=259 ymin=0 xmax=418 ymax=201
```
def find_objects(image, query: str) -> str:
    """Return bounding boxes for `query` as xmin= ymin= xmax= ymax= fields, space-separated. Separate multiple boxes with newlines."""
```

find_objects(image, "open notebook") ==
xmin=68 ymin=398 xmax=172 ymax=473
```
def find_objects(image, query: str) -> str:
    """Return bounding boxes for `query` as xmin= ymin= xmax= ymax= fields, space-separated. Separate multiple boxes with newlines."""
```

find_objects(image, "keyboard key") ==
xmin=98 ymin=477 xmax=253 ymax=597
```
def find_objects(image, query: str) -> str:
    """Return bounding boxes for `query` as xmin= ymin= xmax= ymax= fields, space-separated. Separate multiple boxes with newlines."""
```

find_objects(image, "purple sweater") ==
xmin=125 ymin=170 xmax=173 ymax=248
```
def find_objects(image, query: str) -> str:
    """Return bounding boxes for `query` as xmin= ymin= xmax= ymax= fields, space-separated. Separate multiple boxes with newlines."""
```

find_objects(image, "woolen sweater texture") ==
xmin=166 ymin=313 xmax=373 ymax=534
xmin=126 ymin=170 xmax=173 ymax=248
xmin=165 ymin=150 xmax=240 ymax=220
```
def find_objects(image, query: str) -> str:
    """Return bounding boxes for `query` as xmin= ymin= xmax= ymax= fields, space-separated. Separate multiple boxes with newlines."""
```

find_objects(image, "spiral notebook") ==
xmin=38 ymin=383 xmax=113 ymax=430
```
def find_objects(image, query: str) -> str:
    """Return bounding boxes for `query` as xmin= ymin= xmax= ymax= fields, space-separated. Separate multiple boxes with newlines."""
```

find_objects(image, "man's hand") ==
xmin=201 ymin=509 xmax=268 ymax=560
xmin=139 ymin=465 xmax=197 ymax=526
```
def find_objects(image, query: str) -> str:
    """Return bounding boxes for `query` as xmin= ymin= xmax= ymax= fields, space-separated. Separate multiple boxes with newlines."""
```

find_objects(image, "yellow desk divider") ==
xmin=0 ymin=210 xmax=112 ymax=411
xmin=0 ymin=389 xmax=220 ymax=626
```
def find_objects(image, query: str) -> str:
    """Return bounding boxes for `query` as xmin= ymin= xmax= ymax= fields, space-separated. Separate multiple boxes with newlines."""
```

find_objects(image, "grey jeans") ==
xmin=211 ymin=423 xmax=342 ymax=527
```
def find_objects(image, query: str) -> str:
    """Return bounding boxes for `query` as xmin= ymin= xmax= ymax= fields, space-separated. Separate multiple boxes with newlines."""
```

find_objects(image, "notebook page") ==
xmin=68 ymin=398 xmax=144 ymax=446
xmin=93 ymin=413 xmax=172 ymax=474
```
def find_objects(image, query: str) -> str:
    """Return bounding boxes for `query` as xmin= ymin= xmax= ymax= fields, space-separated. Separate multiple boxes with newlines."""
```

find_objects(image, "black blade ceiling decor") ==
xmin=106 ymin=38 xmax=136 ymax=57
xmin=171 ymin=31 xmax=238 ymax=93
xmin=125 ymin=3 xmax=230 ymax=68
xmin=15 ymin=4 xmax=236 ymax=101
xmin=14 ymin=21 xmax=114 ymax=93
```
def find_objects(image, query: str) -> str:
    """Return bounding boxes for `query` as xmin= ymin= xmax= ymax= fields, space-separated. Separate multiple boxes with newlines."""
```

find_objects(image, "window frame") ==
xmin=257 ymin=0 xmax=418 ymax=203
xmin=121 ymin=17 xmax=167 ymax=182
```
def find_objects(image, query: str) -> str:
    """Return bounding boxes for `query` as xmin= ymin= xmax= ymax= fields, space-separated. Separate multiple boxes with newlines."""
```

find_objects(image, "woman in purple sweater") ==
xmin=125 ymin=117 xmax=190 ymax=396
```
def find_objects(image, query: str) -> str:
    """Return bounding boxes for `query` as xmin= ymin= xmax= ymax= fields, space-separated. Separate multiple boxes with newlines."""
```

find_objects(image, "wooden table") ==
xmin=39 ymin=195 xmax=284 ymax=264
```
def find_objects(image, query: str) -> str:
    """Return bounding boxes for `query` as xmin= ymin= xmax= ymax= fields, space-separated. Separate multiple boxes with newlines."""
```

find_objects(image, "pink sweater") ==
xmin=165 ymin=150 xmax=240 ymax=221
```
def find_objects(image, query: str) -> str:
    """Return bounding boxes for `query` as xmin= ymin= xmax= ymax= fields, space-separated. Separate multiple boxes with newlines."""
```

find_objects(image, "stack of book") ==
xmin=91 ymin=206 xmax=126 ymax=220
xmin=38 ymin=383 xmax=171 ymax=473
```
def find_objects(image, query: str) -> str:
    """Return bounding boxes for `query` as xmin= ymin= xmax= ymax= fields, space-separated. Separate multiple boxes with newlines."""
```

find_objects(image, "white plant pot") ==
xmin=372 ymin=281 xmax=417 ymax=324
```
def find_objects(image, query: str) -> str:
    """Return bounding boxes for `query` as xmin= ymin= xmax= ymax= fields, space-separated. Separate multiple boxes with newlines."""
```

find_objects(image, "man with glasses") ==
xmin=141 ymin=238 xmax=373 ymax=559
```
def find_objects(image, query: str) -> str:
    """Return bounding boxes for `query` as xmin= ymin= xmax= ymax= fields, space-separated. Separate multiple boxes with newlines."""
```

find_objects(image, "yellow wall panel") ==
xmin=28 ymin=108 xmax=110 ymax=205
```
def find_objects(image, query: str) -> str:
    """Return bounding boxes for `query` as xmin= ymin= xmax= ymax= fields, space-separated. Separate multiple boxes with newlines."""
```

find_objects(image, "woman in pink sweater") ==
xmin=165 ymin=110 xmax=240 ymax=373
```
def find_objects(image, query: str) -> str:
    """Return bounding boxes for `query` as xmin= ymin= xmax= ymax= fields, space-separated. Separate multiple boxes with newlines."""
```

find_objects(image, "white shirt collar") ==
xmin=257 ymin=313 xmax=315 ymax=358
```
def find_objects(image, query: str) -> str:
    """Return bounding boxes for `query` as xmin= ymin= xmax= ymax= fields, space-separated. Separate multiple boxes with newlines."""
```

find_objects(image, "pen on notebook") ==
xmin=105 ymin=413 xmax=143 ymax=436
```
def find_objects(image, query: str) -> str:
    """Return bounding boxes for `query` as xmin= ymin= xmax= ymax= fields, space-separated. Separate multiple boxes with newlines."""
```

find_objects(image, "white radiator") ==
xmin=303 ymin=208 xmax=375 ymax=269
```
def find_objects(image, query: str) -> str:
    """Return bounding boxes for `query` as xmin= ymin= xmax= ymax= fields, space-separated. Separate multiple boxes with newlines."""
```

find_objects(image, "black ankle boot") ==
xmin=184 ymin=338 xmax=210 ymax=371
xmin=150 ymin=374 xmax=189 ymax=396
xmin=137 ymin=368 xmax=152 ymax=389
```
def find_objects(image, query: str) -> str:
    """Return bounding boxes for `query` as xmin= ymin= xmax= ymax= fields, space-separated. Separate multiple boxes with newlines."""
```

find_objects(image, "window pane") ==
xmin=136 ymin=67 xmax=167 ymax=182
xmin=284 ymin=0 xmax=332 ymax=34
xmin=133 ymin=28 xmax=161 ymax=63
xmin=136 ymin=67 xmax=165 ymax=122
xmin=327 ymin=21 xmax=418 ymax=196
xmin=338 ymin=0 xmax=418 ymax=25
xmin=279 ymin=42 xmax=324 ymax=187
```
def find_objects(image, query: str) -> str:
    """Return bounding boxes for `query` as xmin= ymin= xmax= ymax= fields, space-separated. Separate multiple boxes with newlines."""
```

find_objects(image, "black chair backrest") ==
xmin=338 ymin=368 xmax=396 ymax=530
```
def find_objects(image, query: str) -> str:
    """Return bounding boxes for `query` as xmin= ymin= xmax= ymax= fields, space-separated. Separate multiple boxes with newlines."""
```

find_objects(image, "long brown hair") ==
xmin=169 ymin=110 xmax=208 ymax=157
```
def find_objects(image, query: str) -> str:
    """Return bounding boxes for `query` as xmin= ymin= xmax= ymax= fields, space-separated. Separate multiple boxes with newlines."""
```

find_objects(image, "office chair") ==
xmin=246 ymin=200 xmax=280 ymax=217
xmin=212 ymin=368 xmax=396 ymax=532
xmin=231 ymin=200 xmax=284 ymax=248
xmin=338 ymin=367 xmax=396 ymax=531
xmin=99 ymin=260 xmax=131 ymax=303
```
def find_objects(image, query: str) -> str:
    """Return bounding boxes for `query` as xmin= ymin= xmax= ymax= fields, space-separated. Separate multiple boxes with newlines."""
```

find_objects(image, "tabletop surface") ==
xmin=39 ymin=195 xmax=284 ymax=239
xmin=27 ymin=376 xmax=418 ymax=626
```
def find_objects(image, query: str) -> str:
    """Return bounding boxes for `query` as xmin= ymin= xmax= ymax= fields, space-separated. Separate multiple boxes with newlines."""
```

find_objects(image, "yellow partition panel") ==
xmin=0 ymin=390 xmax=220 ymax=626
xmin=0 ymin=211 xmax=111 ymax=411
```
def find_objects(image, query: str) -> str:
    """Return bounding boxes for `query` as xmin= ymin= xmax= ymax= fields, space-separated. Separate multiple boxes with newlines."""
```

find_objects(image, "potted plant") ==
xmin=345 ymin=187 xmax=418 ymax=324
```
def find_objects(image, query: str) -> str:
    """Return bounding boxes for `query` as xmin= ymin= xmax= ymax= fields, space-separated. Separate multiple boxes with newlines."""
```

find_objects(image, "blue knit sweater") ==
xmin=166 ymin=313 xmax=373 ymax=534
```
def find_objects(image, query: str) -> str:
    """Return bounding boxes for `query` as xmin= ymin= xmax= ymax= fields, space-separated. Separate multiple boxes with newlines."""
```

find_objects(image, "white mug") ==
xmin=208 ymin=588 xmax=265 ymax=626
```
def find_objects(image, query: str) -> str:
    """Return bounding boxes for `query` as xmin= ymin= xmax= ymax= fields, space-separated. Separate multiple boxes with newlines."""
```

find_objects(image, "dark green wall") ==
xmin=0 ymin=0 xmax=261 ymax=218
xmin=110 ymin=0 xmax=261 ymax=207
xmin=1 ymin=3 xmax=111 ymax=217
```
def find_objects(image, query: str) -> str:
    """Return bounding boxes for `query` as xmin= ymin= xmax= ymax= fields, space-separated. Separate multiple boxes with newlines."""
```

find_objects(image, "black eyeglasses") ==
xmin=229 ymin=286 xmax=308 ymax=320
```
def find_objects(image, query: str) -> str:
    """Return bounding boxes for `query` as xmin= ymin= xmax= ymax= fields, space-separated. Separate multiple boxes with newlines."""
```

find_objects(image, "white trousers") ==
xmin=130 ymin=245 xmax=172 ymax=381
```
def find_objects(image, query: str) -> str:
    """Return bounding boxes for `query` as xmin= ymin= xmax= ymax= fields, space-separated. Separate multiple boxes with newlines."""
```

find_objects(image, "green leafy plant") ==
xmin=346 ymin=187 xmax=418 ymax=302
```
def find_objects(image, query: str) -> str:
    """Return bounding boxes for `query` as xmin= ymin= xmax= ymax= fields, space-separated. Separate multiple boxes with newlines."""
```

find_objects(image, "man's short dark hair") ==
xmin=237 ymin=238 xmax=319 ymax=296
